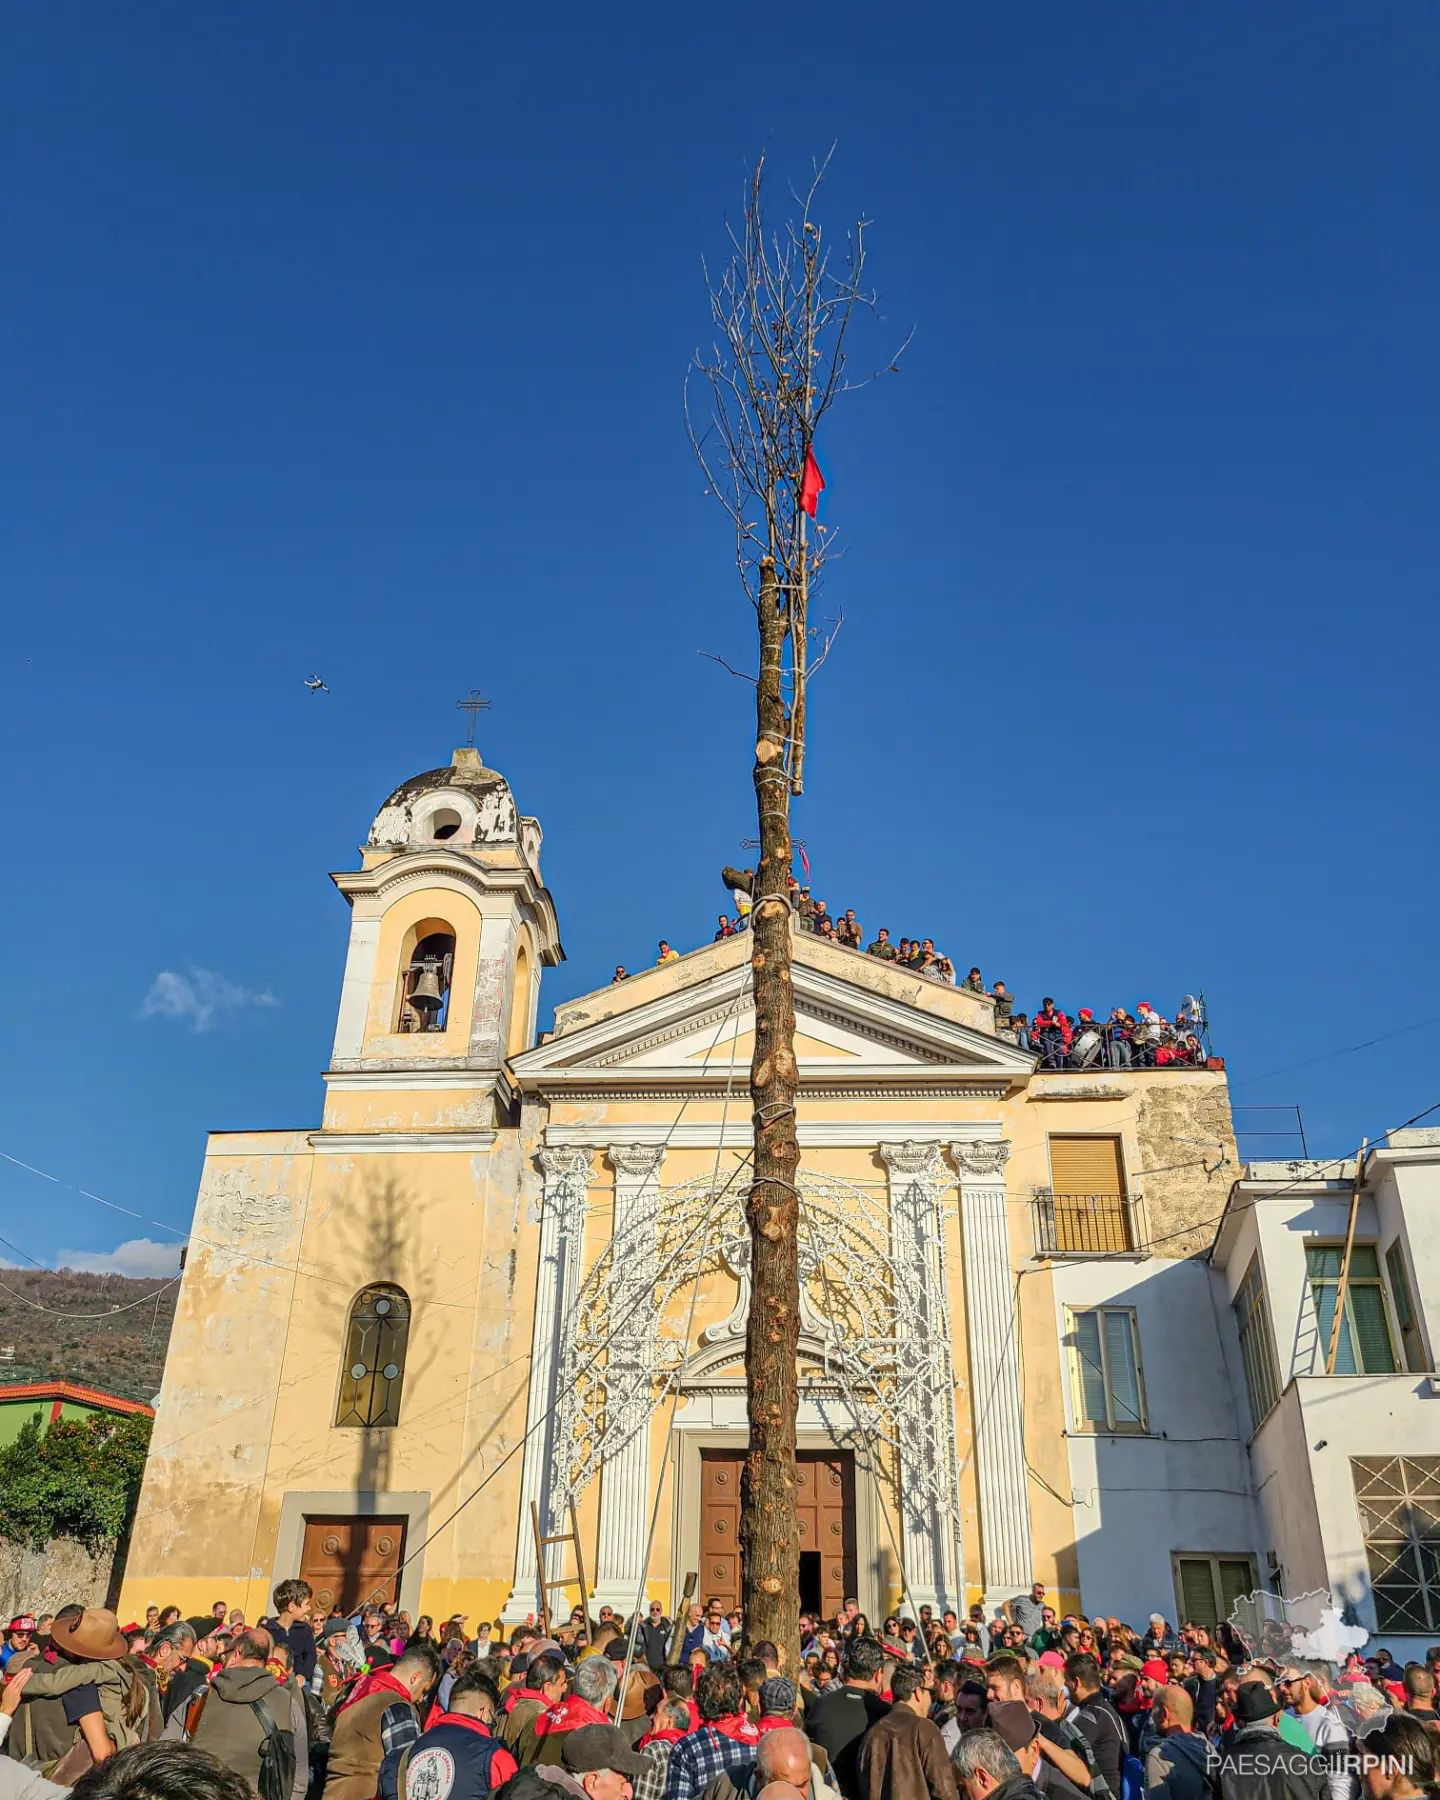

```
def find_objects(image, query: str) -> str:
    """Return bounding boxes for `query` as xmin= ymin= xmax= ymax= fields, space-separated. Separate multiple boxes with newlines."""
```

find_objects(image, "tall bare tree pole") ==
xmin=688 ymin=154 xmax=905 ymax=1659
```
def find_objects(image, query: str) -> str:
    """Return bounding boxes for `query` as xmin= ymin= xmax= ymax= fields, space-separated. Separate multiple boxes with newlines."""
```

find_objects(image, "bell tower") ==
xmin=321 ymin=746 xmax=563 ymax=1133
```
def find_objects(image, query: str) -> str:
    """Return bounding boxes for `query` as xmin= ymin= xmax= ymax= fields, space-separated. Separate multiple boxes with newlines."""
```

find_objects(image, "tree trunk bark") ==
xmin=739 ymin=553 xmax=802 ymax=1664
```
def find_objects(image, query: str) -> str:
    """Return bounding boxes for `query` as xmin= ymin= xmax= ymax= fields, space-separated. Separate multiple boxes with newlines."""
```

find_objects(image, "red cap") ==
xmin=8 ymin=1616 xmax=36 ymax=1634
xmin=1141 ymin=1658 xmax=1170 ymax=1683
xmin=1078 ymin=1008 xmax=1093 ymax=1019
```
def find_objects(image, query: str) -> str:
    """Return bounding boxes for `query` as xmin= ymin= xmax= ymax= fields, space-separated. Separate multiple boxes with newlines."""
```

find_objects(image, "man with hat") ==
xmin=604 ymin=1637 xmax=662 ymax=1746
xmin=1214 ymin=1681 xmax=1326 ymax=1800
xmin=0 ymin=1620 xmax=36 ymax=1675
xmin=952 ymin=1718 xmax=1043 ymax=1800
xmin=16 ymin=1607 xmax=148 ymax=1764
xmin=985 ymin=1702 xmax=1084 ymax=1800
xmin=982 ymin=1660 xmax=1090 ymax=1797
xmin=533 ymin=1721 xmax=650 ymax=1800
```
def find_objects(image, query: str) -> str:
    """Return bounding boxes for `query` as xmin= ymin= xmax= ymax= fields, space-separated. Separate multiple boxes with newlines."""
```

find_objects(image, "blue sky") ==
xmin=3 ymin=2 xmax=1437 ymax=1275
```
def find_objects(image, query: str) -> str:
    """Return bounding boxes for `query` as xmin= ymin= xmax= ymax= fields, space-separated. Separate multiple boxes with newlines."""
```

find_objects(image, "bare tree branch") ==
xmin=698 ymin=650 xmax=759 ymax=684
xmin=688 ymin=154 xmax=907 ymax=792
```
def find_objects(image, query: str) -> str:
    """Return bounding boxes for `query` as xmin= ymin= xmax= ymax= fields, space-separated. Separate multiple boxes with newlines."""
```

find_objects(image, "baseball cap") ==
xmin=8 ymin=1616 xmax=36 ymax=1634
xmin=560 ymin=1724 xmax=650 ymax=1777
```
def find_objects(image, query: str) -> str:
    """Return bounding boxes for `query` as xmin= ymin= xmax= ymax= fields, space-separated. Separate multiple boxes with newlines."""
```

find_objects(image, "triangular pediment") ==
xmin=511 ymin=935 xmax=1035 ymax=1093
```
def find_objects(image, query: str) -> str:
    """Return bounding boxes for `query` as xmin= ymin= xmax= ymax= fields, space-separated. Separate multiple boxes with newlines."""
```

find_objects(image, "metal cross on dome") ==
xmin=455 ymin=690 xmax=491 ymax=747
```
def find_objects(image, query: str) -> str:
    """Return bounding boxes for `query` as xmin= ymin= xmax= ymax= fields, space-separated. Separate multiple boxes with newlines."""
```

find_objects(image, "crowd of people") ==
xmin=605 ymin=871 xmax=1215 ymax=1075
xmin=2 ymin=1578 xmax=1435 ymax=1800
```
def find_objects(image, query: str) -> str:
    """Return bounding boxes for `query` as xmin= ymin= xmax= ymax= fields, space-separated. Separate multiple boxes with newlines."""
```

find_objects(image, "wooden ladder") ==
xmin=530 ymin=1498 xmax=593 ymax=1642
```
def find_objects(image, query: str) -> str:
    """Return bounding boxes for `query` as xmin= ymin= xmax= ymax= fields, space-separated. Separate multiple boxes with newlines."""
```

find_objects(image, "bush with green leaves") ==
xmin=0 ymin=1410 xmax=152 ymax=1549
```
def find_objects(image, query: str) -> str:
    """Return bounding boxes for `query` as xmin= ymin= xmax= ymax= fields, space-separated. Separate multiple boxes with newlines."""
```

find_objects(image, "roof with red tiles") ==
xmin=0 ymin=1381 xmax=154 ymax=1418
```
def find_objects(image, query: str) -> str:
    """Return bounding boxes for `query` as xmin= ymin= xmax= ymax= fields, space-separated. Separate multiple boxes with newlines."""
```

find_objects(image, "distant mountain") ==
xmin=0 ymin=1268 xmax=178 ymax=1403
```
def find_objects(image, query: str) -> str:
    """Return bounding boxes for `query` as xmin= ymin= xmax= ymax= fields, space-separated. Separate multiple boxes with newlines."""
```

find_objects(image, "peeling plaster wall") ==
xmin=120 ymin=1138 xmax=313 ymax=1617
xmin=1134 ymin=1077 xmax=1238 ymax=1257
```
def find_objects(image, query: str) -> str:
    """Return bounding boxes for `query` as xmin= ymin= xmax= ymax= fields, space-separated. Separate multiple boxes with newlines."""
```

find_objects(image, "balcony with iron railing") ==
xmin=1030 ymin=1190 xmax=1142 ymax=1257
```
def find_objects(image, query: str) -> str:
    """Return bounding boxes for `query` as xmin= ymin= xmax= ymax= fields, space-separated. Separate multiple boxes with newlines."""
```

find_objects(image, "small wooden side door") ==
xmin=300 ymin=1515 xmax=406 ymax=1613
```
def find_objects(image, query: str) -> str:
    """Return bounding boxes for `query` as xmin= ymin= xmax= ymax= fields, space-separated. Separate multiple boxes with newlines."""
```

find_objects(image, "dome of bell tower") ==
xmin=367 ymin=746 xmax=543 ymax=876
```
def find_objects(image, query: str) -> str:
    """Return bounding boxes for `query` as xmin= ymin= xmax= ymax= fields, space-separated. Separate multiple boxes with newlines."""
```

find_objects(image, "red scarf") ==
xmin=705 ymin=1714 xmax=760 ymax=1745
xmin=637 ymin=1727 xmax=687 ymax=1747
xmin=430 ymin=1713 xmax=497 ymax=1740
xmin=535 ymin=1696 xmax=613 ymax=1736
xmin=757 ymin=1715 xmax=797 ymax=1735
xmin=341 ymin=1668 xmax=414 ymax=1714
xmin=502 ymin=1686 xmax=549 ymax=1715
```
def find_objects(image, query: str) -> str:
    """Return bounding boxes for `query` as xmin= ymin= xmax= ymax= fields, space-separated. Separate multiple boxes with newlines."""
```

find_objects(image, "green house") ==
xmin=0 ymin=1380 xmax=154 ymax=1449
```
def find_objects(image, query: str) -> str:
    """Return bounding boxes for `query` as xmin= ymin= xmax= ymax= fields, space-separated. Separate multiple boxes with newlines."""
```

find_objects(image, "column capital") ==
xmin=536 ymin=1145 xmax=594 ymax=1186
xmin=950 ymin=1138 xmax=1012 ymax=1179
xmin=878 ymin=1140 xmax=946 ymax=1177
xmin=606 ymin=1143 xmax=667 ymax=1180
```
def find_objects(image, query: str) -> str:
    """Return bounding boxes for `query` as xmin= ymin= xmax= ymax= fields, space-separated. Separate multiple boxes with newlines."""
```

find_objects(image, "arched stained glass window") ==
xmin=336 ymin=1284 xmax=410 ymax=1427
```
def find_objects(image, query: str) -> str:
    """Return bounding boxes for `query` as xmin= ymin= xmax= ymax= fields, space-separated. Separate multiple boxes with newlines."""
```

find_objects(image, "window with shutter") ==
xmin=1104 ymin=1310 xmax=1145 ymax=1427
xmin=1046 ymin=1138 xmax=1130 ymax=1252
xmin=1306 ymin=1245 xmax=1397 ymax=1374
xmin=1384 ymin=1242 xmax=1427 ymax=1373
xmin=1049 ymin=1136 xmax=1126 ymax=1194
xmin=1233 ymin=1257 xmax=1281 ymax=1430
xmin=1218 ymin=1558 xmax=1256 ymax=1621
xmin=1178 ymin=1558 xmax=1220 ymax=1627
xmin=1067 ymin=1306 xmax=1146 ymax=1432
xmin=1172 ymin=1553 xmax=1259 ymax=1631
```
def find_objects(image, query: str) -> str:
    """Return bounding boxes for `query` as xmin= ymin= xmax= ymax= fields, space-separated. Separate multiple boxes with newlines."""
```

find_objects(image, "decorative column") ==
xmin=501 ymin=1145 xmax=593 ymax=1624
xmin=951 ymin=1138 xmax=1033 ymax=1602
xmin=590 ymin=1143 xmax=665 ymax=1615
xmin=880 ymin=1141 xmax=964 ymax=1616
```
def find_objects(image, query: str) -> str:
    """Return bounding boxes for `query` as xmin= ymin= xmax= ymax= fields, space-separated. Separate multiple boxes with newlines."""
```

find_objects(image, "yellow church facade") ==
xmin=121 ymin=747 xmax=1244 ymax=1632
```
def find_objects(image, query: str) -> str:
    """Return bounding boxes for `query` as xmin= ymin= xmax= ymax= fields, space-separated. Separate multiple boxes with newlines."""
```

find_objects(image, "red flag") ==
xmin=799 ymin=445 xmax=825 ymax=518
xmin=797 ymin=845 xmax=810 ymax=879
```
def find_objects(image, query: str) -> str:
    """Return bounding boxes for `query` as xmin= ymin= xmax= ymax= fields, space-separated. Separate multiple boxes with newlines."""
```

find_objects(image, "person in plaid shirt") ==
xmin=662 ymin=1665 xmax=759 ymax=1800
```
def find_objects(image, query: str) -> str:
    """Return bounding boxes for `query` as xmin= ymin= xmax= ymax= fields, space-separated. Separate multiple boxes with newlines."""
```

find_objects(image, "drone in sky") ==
xmin=303 ymin=675 xmax=330 ymax=695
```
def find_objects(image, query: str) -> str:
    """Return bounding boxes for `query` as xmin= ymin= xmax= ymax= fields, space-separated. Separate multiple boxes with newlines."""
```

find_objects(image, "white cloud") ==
xmin=55 ymin=1238 xmax=185 ymax=1278
xmin=139 ymin=967 xmax=279 ymax=1033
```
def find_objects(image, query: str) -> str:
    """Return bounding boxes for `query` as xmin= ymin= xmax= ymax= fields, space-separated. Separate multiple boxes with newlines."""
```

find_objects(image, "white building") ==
xmin=1049 ymin=1127 xmax=1440 ymax=1658
xmin=1211 ymin=1129 xmax=1440 ymax=1662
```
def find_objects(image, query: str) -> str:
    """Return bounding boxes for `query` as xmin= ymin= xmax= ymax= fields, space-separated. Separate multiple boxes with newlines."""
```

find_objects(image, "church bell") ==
xmin=406 ymin=959 xmax=445 ymax=1029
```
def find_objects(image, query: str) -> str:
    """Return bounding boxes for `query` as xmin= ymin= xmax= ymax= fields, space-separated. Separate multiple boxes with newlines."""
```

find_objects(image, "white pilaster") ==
xmin=951 ymin=1138 xmax=1033 ymax=1601
xmin=501 ymin=1145 xmax=593 ymax=1624
xmin=330 ymin=914 xmax=381 ymax=1061
xmin=880 ymin=1141 xmax=964 ymax=1616
xmin=590 ymin=1144 xmax=665 ymax=1615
